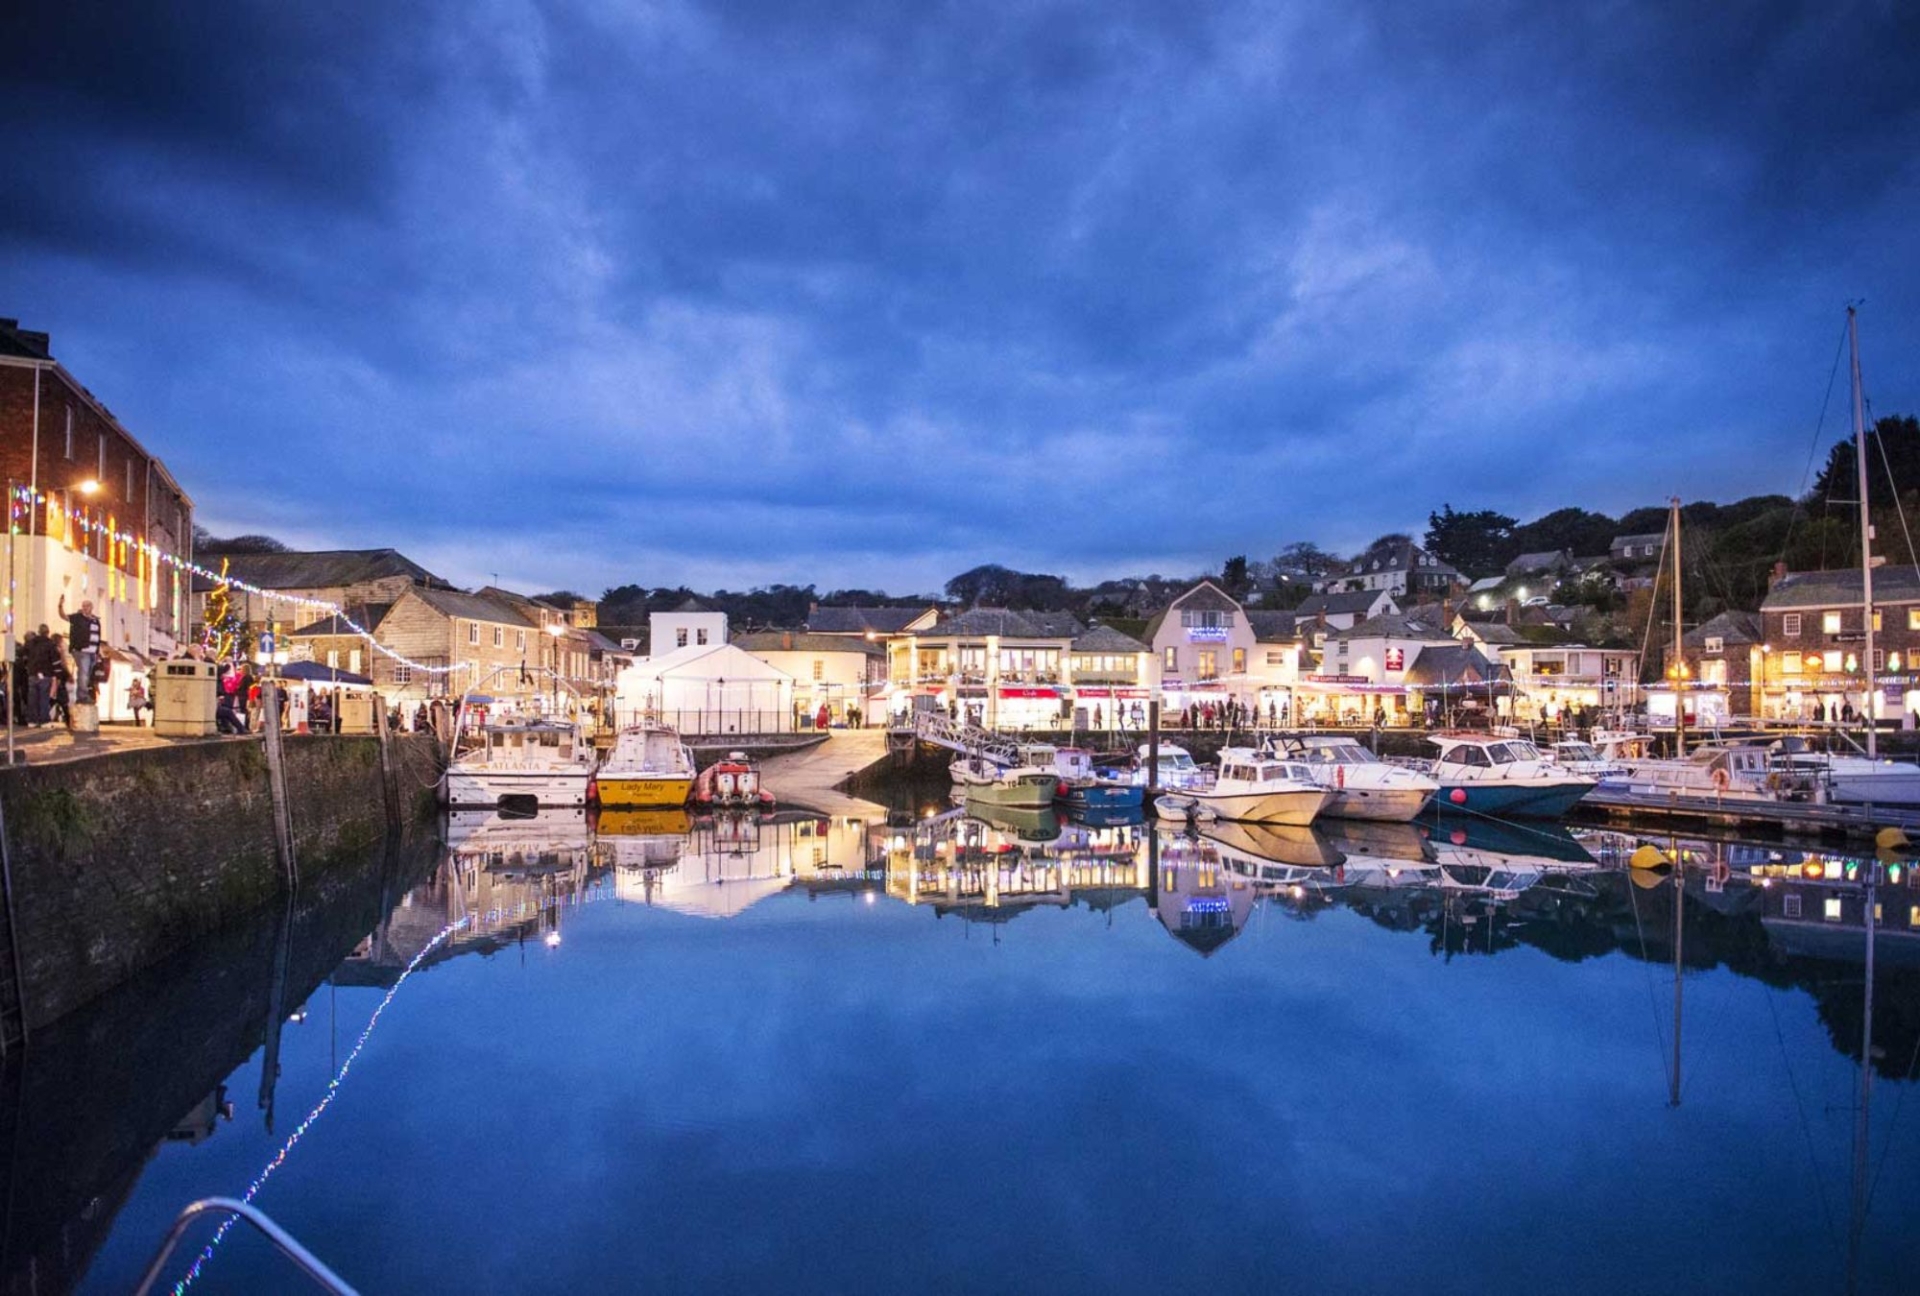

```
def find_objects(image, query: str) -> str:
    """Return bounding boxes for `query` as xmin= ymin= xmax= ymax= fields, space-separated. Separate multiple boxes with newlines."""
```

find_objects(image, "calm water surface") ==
xmin=12 ymin=799 xmax=1920 ymax=1295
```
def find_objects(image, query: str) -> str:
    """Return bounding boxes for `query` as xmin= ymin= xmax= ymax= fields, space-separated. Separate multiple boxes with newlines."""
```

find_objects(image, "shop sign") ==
xmin=1187 ymin=627 xmax=1229 ymax=643
xmin=1384 ymin=647 xmax=1404 ymax=671
xmin=998 ymin=687 xmax=1059 ymax=698
xmin=1306 ymin=674 xmax=1372 ymax=685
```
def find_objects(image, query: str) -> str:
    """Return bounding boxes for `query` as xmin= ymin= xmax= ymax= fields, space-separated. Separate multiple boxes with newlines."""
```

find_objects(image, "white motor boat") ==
xmin=1157 ymin=748 xmax=1333 ymax=826
xmin=1267 ymin=733 xmax=1437 ymax=821
xmin=1425 ymin=734 xmax=1595 ymax=818
xmin=441 ymin=667 xmax=597 ymax=810
xmin=1776 ymin=750 xmax=1920 ymax=807
xmin=1611 ymin=742 xmax=1819 ymax=803
xmin=1129 ymin=742 xmax=1209 ymax=791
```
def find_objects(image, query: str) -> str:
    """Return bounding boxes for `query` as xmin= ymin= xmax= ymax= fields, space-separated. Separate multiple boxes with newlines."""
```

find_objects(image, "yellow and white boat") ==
xmin=595 ymin=722 xmax=696 ymax=808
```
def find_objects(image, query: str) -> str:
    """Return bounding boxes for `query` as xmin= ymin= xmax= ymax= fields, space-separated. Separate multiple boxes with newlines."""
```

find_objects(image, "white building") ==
xmin=614 ymin=641 xmax=792 ymax=735
xmin=732 ymin=630 xmax=888 ymax=727
xmin=1145 ymin=581 xmax=1306 ymax=719
xmin=649 ymin=596 xmax=729 ymax=658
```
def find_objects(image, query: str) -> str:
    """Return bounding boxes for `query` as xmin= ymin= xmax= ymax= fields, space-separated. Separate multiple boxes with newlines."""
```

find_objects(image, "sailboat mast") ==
xmin=1847 ymin=860 xmax=1878 ymax=1293
xmin=1851 ymin=306 xmax=1878 ymax=758
xmin=1669 ymin=853 xmax=1684 ymax=1108
xmin=1672 ymin=497 xmax=1686 ymax=758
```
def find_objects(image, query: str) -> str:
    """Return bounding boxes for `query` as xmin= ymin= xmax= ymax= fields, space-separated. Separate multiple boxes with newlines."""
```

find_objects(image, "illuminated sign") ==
xmin=1187 ymin=627 xmax=1229 ymax=642
xmin=1384 ymin=647 xmax=1404 ymax=671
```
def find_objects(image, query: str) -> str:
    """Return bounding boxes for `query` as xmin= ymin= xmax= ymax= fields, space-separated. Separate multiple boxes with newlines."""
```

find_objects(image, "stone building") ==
xmin=1758 ymin=565 xmax=1920 ymax=722
xmin=195 ymin=548 xmax=445 ymax=634
xmin=0 ymin=316 xmax=195 ymax=655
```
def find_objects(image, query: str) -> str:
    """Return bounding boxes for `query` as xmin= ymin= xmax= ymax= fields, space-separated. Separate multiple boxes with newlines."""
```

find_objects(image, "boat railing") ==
xmin=134 ymin=1197 xmax=360 ymax=1295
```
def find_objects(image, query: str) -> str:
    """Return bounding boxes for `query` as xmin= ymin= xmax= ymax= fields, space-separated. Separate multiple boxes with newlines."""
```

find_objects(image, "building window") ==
xmin=697 ymin=628 xmax=709 ymax=645
xmin=1232 ymin=648 xmax=1246 ymax=674
xmin=676 ymin=628 xmax=688 ymax=648
xmin=1910 ymin=905 xmax=1919 ymax=929
xmin=492 ymin=626 xmax=503 ymax=648
xmin=126 ymin=458 xmax=135 ymax=501
xmin=1908 ymin=609 xmax=1920 ymax=632
xmin=1197 ymin=650 xmax=1218 ymax=680
xmin=395 ymin=663 xmax=412 ymax=685
xmin=1822 ymin=611 xmax=1842 ymax=634
xmin=812 ymin=660 xmax=824 ymax=681
xmin=516 ymin=631 xmax=526 ymax=651
xmin=1874 ymin=648 xmax=1886 ymax=672
xmin=1783 ymin=894 xmax=1802 ymax=919
xmin=1163 ymin=646 xmax=1177 ymax=672
xmin=1783 ymin=613 xmax=1802 ymax=637
xmin=97 ymin=432 xmax=105 ymax=477
xmin=64 ymin=406 xmax=73 ymax=458
xmin=1873 ymin=611 xmax=1883 ymax=631
xmin=1824 ymin=896 xmax=1844 ymax=923
xmin=468 ymin=622 xmax=480 ymax=646
xmin=1781 ymin=654 xmax=1801 ymax=674
xmin=1823 ymin=650 xmax=1842 ymax=672
xmin=1703 ymin=636 xmax=1724 ymax=654
xmin=326 ymin=650 xmax=339 ymax=669
xmin=349 ymin=649 xmax=362 ymax=673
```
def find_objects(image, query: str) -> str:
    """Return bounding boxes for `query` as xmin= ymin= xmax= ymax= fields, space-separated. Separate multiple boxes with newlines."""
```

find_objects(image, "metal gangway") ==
xmin=909 ymin=710 xmax=1022 ymax=765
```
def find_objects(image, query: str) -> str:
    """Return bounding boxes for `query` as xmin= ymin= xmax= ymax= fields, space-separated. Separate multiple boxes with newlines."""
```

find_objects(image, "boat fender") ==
xmin=1448 ymin=788 xmax=1467 ymax=805
xmin=587 ymin=778 xmax=599 ymax=804
xmin=1711 ymin=767 xmax=1729 ymax=792
xmin=1336 ymin=764 xmax=1346 ymax=789
xmin=1057 ymin=781 xmax=1069 ymax=798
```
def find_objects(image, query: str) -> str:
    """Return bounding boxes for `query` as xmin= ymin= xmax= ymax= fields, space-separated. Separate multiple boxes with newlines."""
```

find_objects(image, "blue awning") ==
xmin=277 ymin=661 xmax=374 ymax=686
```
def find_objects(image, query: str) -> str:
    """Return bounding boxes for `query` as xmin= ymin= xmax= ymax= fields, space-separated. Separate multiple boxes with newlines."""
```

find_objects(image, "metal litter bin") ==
xmin=153 ymin=660 xmax=219 ymax=736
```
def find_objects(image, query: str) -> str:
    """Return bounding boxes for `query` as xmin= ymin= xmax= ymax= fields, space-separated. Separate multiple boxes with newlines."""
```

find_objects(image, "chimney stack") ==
xmin=1770 ymin=560 xmax=1788 ymax=588
xmin=1505 ymin=598 xmax=1519 ymax=627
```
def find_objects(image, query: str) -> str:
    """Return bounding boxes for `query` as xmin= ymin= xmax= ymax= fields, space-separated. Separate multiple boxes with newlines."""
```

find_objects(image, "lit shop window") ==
xmin=1823 ymin=612 xmax=1842 ymax=634
xmin=1824 ymin=897 xmax=1843 ymax=922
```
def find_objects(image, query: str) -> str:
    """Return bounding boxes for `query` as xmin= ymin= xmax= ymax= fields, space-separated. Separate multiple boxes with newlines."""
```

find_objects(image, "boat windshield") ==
xmin=1557 ymin=742 xmax=1599 ymax=762
xmin=1298 ymin=738 xmax=1376 ymax=765
xmin=1163 ymin=754 xmax=1198 ymax=771
xmin=1485 ymin=741 xmax=1540 ymax=764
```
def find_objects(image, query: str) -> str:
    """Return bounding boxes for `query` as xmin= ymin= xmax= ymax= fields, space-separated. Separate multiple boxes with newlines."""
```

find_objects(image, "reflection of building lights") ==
xmin=544 ymin=930 xmax=562 ymax=947
xmin=863 ymin=890 xmax=877 ymax=905
xmin=1289 ymin=885 xmax=1305 ymax=899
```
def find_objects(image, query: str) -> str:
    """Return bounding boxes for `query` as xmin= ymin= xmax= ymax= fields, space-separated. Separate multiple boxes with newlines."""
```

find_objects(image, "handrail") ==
xmin=132 ymin=1197 xmax=360 ymax=1296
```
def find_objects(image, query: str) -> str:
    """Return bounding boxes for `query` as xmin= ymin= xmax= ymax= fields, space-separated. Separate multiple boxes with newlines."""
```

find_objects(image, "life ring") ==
xmin=1711 ymin=767 xmax=1730 ymax=792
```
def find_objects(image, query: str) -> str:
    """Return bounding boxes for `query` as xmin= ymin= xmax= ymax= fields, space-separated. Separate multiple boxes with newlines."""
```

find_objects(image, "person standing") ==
xmin=49 ymin=635 xmax=72 ymax=727
xmin=58 ymin=593 xmax=102 ymax=704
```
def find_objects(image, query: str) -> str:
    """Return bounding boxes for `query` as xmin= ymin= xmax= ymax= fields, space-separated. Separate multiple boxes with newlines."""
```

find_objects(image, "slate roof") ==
xmin=1333 ymin=541 xmax=1462 ymax=581
xmin=806 ymin=605 xmax=933 ymax=635
xmin=1611 ymin=532 xmax=1665 ymax=547
xmin=1169 ymin=581 xmax=1241 ymax=614
xmin=1245 ymin=611 xmax=1299 ymax=643
xmin=1684 ymin=610 xmax=1765 ymax=648
xmin=408 ymin=586 xmax=536 ymax=627
xmin=1761 ymin=566 xmax=1920 ymax=610
xmin=1460 ymin=621 xmax=1522 ymax=645
xmin=287 ymin=604 xmax=393 ymax=637
xmin=1070 ymin=624 xmax=1147 ymax=652
xmin=1295 ymin=590 xmax=1388 ymax=618
xmin=926 ymin=608 xmax=1085 ymax=639
xmin=731 ymin=631 xmax=887 ymax=656
xmin=1506 ymin=550 xmax=1571 ymax=574
xmin=1405 ymin=644 xmax=1505 ymax=687
xmin=191 ymin=548 xmax=442 ymax=594
xmin=1334 ymin=611 xmax=1458 ymax=643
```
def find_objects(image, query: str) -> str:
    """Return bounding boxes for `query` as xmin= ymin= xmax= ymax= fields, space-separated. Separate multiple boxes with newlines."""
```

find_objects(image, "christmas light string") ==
xmin=10 ymin=485 xmax=470 ymax=677
xmin=172 ymin=914 xmax=473 ymax=1294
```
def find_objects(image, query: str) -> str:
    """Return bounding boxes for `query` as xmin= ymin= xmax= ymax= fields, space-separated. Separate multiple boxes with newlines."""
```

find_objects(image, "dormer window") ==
xmin=1703 ymin=636 xmax=1724 ymax=654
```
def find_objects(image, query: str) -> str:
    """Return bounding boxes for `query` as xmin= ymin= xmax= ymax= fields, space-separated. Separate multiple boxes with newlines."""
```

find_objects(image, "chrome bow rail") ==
xmin=132 ymin=1197 xmax=359 ymax=1296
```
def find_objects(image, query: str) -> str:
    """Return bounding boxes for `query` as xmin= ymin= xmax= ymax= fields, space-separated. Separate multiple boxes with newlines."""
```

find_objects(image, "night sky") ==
xmin=4 ymin=2 xmax=1916 ymax=597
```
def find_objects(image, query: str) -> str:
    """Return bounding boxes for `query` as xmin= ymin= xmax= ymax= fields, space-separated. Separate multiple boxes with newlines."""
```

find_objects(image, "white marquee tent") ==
xmin=613 ymin=642 xmax=794 ymax=735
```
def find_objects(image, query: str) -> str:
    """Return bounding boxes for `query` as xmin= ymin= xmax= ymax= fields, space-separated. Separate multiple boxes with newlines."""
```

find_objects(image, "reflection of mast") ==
xmin=1669 ymin=855 xmax=1684 ymax=1109
xmin=258 ymin=894 xmax=295 ymax=1133
xmin=1846 ymin=859 xmax=1877 ymax=1295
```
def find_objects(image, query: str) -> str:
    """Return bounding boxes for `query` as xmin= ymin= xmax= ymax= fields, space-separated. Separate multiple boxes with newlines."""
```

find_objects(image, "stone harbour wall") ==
xmin=0 ymin=733 xmax=442 ymax=1031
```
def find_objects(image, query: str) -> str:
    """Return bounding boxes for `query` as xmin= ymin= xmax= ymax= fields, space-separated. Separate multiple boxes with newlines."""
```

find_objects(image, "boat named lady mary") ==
xmin=1423 ymin=733 xmax=1595 ymax=818
xmin=595 ymin=721 xmax=697 ymax=808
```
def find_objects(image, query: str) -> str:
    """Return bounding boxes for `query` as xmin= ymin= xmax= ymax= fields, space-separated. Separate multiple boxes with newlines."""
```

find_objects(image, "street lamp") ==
xmin=545 ymin=623 xmax=565 ymax=712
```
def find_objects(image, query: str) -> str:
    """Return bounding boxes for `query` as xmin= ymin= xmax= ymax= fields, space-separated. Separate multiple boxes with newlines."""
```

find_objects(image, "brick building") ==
xmin=0 ymin=317 xmax=195 ymax=655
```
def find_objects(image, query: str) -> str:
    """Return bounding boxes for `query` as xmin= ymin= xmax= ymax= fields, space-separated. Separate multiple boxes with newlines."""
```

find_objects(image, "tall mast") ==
xmin=1846 ymin=858 xmax=1877 ymax=1294
xmin=1672 ymin=497 xmax=1686 ymax=758
xmin=1851 ymin=306 xmax=1878 ymax=758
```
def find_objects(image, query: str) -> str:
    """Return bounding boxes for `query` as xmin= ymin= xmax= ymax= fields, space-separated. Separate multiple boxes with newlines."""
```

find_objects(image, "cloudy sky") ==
xmin=5 ymin=1 xmax=1917 ymax=598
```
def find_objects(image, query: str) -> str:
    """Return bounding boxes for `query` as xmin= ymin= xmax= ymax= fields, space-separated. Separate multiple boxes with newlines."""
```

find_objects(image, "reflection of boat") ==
xmin=595 ymin=721 xmax=697 ymax=808
xmin=967 ymin=804 xmax=1063 ymax=844
xmin=1427 ymin=813 xmax=1598 ymax=868
xmin=446 ymin=807 xmax=594 ymax=876
xmin=592 ymin=807 xmax=692 ymax=871
xmin=592 ymin=807 xmax=693 ymax=837
xmin=693 ymin=749 xmax=776 ymax=809
xmin=1064 ymin=803 xmax=1147 ymax=830
xmin=1317 ymin=818 xmax=1436 ymax=867
xmin=1160 ymin=748 xmax=1332 ymax=825
xmin=1268 ymin=734 xmax=1437 ymax=821
xmin=1424 ymin=734 xmax=1594 ymax=817
xmin=1198 ymin=820 xmax=1344 ymax=870
xmin=446 ymin=806 xmax=590 ymax=849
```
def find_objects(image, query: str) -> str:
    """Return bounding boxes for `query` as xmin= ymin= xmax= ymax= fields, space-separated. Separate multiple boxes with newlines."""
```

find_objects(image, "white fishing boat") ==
xmin=1267 ymin=733 xmax=1437 ymax=821
xmin=950 ymin=745 xmax=1063 ymax=809
xmin=1129 ymin=742 xmax=1209 ymax=791
xmin=1546 ymin=738 xmax=1628 ymax=780
xmin=1156 ymin=747 xmax=1333 ymax=825
xmin=441 ymin=669 xmax=596 ymax=810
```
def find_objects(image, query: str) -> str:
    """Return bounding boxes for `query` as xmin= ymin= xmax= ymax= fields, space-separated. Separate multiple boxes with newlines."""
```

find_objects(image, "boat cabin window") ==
xmin=1558 ymin=742 xmax=1598 ymax=761
xmin=1450 ymin=746 xmax=1492 ymax=767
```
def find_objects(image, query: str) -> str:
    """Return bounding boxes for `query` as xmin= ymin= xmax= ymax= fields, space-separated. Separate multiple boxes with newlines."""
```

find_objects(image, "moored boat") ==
xmin=595 ymin=720 xmax=697 ymax=808
xmin=1156 ymin=747 xmax=1333 ymax=826
xmin=1424 ymin=733 xmax=1595 ymax=818
xmin=441 ymin=670 xmax=596 ymax=811
xmin=950 ymin=745 xmax=1064 ymax=810
xmin=1054 ymin=746 xmax=1146 ymax=811
xmin=693 ymin=749 xmax=776 ymax=810
xmin=1268 ymin=733 xmax=1437 ymax=821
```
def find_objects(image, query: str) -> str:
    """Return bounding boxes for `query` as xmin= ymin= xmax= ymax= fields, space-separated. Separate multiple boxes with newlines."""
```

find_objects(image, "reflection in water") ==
xmin=11 ymin=804 xmax=1920 ymax=1295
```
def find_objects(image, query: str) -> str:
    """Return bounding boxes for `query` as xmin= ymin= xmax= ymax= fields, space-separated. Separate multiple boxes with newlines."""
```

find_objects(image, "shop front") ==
xmin=993 ymin=685 xmax=1068 ymax=730
xmin=1761 ymin=670 xmax=1919 ymax=724
xmin=1646 ymin=682 xmax=1732 ymax=729
xmin=1072 ymin=685 xmax=1151 ymax=729
xmin=1296 ymin=674 xmax=1407 ymax=724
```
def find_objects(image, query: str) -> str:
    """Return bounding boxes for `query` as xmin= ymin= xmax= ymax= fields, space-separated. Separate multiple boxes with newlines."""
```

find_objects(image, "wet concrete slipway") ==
xmin=6 ymin=736 xmax=1920 ymax=1294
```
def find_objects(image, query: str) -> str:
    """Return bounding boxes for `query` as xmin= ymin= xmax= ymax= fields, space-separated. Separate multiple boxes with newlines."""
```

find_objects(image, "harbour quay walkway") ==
xmin=760 ymin=730 xmax=890 ymax=816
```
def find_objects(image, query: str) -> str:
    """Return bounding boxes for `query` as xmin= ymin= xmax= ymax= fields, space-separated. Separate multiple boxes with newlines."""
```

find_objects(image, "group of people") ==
xmin=6 ymin=596 xmax=114 ymax=729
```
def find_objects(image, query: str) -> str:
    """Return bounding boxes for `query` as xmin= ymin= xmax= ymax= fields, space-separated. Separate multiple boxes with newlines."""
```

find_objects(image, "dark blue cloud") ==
xmin=3 ymin=1 xmax=1916 ymax=595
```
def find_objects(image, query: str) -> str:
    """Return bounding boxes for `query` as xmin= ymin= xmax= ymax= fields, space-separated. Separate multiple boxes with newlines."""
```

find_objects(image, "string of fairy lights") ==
xmin=6 ymin=485 xmax=602 ymax=681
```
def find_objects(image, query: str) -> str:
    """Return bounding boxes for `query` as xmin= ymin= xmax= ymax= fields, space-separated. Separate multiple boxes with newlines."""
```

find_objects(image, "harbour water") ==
xmin=11 ymin=793 xmax=1920 ymax=1295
